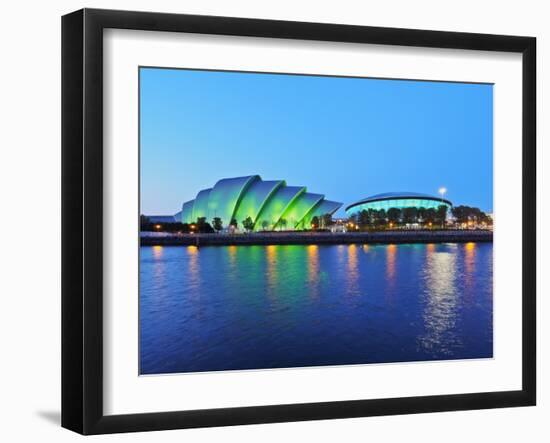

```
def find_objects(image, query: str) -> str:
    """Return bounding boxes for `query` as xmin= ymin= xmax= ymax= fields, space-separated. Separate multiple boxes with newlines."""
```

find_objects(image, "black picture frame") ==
xmin=62 ymin=8 xmax=536 ymax=435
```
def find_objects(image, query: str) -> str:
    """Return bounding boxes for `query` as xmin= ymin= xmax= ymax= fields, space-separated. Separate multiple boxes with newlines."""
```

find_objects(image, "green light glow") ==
xmin=191 ymin=188 xmax=212 ymax=222
xmin=300 ymin=200 xmax=342 ymax=228
xmin=178 ymin=176 xmax=342 ymax=230
xmin=254 ymin=186 xmax=305 ymax=230
xmin=180 ymin=200 xmax=195 ymax=224
xmin=206 ymin=176 xmax=259 ymax=223
xmin=281 ymin=193 xmax=324 ymax=229
xmin=233 ymin=180 xmax=285 ymax=227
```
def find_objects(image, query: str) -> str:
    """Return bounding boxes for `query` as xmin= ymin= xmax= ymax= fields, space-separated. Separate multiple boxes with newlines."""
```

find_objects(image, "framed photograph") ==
xmin=62 ymin=8 xmax=536 ymax=434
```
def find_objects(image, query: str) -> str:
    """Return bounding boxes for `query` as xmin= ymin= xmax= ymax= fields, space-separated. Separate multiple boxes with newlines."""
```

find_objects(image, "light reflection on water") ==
xmin=346 ymin=244 xmax=359 ymax=296
xmin=140 ymin=243 xmax=493 ymax=374
xmin=419 ymin=245 xmax=459 ymax=355
xmin=464 ymin=242 xmax=476 ymax=291
xmin=266 ymin=244 xmax=278 ymax=293
xmin=307 ymin=245 xmax=320 ymax=298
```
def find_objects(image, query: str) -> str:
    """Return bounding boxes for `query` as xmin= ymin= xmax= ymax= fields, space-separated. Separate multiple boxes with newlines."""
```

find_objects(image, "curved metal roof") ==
xmin=233 ymin=179 xmax=285 ymax=226
xmin=178 ymin=176 xmax=342 ymax=230
xmin=365 ymin=192 xmax=438 ymax=200
xmin=207 ymin=175 xmax=260 ymax=222
xmin=299 ymin=200 xmax=342 ymax=229
xmin=254 ymin=185 xmax=306 ymax=230
xmin=180 ymin=200 xmax=195 ymax=224
xmin=282 ymin=192 xmax=324 ymax=229
xmin=345 ymin=192 xmax=452 ymax=212
xmin=191 ymin=188 xmax=212 ymax=222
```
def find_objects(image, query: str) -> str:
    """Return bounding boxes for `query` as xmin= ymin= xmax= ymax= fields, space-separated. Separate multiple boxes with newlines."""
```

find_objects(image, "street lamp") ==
xmin=438 ymin=187 xmax=447 ymax=229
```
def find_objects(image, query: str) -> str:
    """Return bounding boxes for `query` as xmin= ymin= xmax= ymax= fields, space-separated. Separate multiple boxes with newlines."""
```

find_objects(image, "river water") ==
xmin=140 ymin=242 xmax=492 ymax=374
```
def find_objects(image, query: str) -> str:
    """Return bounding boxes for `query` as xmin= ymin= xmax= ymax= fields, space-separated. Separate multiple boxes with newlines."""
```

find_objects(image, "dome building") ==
xmin=345 ymin=192 xmax=452 ymax=217
xmin=179 ymin=175 xmax=342 ymax=231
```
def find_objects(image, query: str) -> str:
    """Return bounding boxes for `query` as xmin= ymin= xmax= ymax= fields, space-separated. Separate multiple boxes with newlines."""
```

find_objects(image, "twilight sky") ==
xmin=140 ymin=67 xmax=493 ymax=217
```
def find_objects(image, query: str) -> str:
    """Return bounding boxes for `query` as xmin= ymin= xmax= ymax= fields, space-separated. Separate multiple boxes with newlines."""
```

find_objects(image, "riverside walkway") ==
xmin=141 ymin=230 xmax=492 ymax=246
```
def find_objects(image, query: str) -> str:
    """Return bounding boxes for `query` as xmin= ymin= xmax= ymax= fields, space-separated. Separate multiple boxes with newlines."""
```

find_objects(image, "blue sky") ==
xmin=140 ymin=68 xmax=493 ymax=217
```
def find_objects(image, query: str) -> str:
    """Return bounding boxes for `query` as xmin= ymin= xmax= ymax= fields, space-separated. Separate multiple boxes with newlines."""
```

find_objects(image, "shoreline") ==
xmin=140 ymin=230 xmax=492 ymax=247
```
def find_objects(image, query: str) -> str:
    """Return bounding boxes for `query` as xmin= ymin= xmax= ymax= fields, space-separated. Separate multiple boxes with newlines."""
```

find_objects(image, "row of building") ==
xmin=146 ymin=175 xmax=453 ymax=231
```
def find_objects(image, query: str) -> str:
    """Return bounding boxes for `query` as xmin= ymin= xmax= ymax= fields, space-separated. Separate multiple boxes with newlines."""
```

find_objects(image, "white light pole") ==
xmin=438 ymin=187 xmax=447 ymax=229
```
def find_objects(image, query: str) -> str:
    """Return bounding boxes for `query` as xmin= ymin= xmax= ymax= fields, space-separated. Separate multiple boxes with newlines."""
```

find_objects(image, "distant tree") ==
xmin=358 ymin=210 xmax=369 ymax=228
xmin=478 ymin=211 xmax=490 ymax=224
xmin=230 ymin=218 xmax=238 ymax=229
xmin=435 ymin=205 xmax=448 ymax=228
xmin=451 ymin=205 xmax=466 ymax=223
xmin=140 ymin=215 xmax=152 ymax=231
xmin=451 ymin=205 xmax=490 ymax=227
xmin=387 ymin=207 xmax=401 ymax=225
xmin=140 ymin=216 xmax=189 ymax=233
xmin=424 ymin=208 xmax=436 ymax=226
xmin=374 ymin=209 xmax=387 ymax=228
xmin=311 ymin=216 xmax=320 ymax=230
xmin=242 ymin=216 xmax=254 ymax=232
xmin=261 ymin=220 xmax=270 ymax=231
xmin=402 ymin=207 xmax=418 ymax=224
xmin=278 ymin=218 xmax=288 ymax=231
xmin=212 ymin=217 xmax=223 ymax=232
xmin=417 ymin=207 xmax=427 ymax=224
xmin=195 ymin=217 xmax=214 ymax=233
xmin=473 ymin=208 xmax=484 ymax=223
xmin=367 ymin=209 xmax=377 ymax=226
xmin=321 ymin=213 xmax=333 ymax=229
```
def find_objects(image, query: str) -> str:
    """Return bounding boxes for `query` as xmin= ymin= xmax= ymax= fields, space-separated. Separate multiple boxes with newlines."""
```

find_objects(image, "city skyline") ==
xmin=140 ymin=67 xmax=493 ymax=217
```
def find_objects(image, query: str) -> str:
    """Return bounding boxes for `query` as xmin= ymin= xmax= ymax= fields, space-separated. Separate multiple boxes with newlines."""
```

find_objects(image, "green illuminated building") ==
xmin=179 ymin=175 xmax=342 ymax=231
